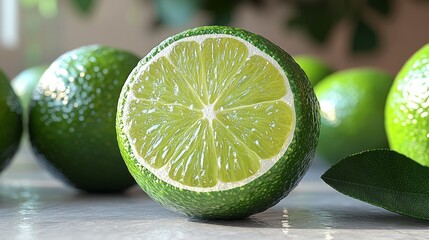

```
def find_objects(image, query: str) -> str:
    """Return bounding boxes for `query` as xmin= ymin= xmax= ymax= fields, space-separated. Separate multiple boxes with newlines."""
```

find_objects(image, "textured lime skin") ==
xmin=29 ymin=45 xmax=139 ymax=192
xmin=385 ymin=44 xmax=429 ymax=167
xmin=117 ymin=26 xmax=320 ymax=219
xmin=294 ymin=55 xmax=333 ymax=86
xmin=315 ymin=68 xmax=392 ymax=164
xmin=0 ymin=70 xmax=23 ymax=173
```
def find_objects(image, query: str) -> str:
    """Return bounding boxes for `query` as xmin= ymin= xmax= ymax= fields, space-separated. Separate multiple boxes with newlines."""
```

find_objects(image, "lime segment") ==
xmin=217 ymin=55 xmax=287 ymax=109
xmin=217 ymin=101 xmax=294 ymax=159
xmin=132 ymin=57 xmax=202 ymax=108
xmin=169 ymin=41 xmax=207 ymax=105
xmin=212 ymin=120 xmax=261 ymax=183
xmin=201 ymin=38 xmax=249 ymax=104
xmin=125 ymin=99 xmax=203 ymax=169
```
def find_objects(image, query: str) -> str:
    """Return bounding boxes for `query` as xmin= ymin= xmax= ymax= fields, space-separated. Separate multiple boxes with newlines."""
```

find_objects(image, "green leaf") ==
xmin=286 ymin=2 xmax=341 ymax=43
xmin=202 ymin=0 xmax=237 ymax=25
xmin=352 ymin=19 xmax=379 ymax=53
xmin=322 ymin=149 xmax=429 ymax=220
xmin=71 ymin=0 xmax=97 ymax=15
xmin=367 ymin=0 xmax=391 ymax=16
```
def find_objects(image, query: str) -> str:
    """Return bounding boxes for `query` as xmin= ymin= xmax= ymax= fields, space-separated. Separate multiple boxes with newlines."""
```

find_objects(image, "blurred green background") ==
xmin=0 ymin=0 xmax=428 ymax=78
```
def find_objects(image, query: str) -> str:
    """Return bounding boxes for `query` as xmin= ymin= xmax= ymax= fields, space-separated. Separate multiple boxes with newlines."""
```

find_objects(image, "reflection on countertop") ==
xmin=1 ymin=142 xmax=428 ymax=240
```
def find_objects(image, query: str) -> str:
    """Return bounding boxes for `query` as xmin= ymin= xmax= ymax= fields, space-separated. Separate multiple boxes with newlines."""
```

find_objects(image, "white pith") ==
xmin=122 ymin=34 xmax=296 ymax=192
xmin=202 ymin=103 xmax=216 ymax=124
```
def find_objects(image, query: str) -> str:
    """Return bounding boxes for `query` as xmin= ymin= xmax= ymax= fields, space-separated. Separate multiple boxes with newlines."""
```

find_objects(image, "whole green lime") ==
xmin=0 ymin=69 xmax=23 ymax=172
xmin=315 ymin=68 xmax=392 ymax=164
xmin=29 ymin=45 xmax=139 ymax=192
xmin=294 ymin=55 xmax=333 ymax=86
xmin=385 ymin=44 xmax=429 ymax=167
xmin=12 ymin=65 xmax=48 ymax=114
xmin=12 ymin=65 xmax=48 ymax=135
xmin=117 ymin=26 xmax=320 ymax=219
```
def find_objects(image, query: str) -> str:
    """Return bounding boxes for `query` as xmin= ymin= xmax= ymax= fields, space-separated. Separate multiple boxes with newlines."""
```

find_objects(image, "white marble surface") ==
xmin=1 ymin=142 xmax=429 ymax=240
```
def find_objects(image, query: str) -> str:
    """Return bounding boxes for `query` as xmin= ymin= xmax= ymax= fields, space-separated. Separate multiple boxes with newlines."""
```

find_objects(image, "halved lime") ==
xmin=117 ymin=26 xmax=320 ymax=219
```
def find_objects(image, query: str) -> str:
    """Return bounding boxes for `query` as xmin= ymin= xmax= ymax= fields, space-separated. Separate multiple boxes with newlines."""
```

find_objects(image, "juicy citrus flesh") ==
xmin=122 ymin=35 xmax=295 ymax=191
xmin=386 ymin=44 xmax=429 ymax=166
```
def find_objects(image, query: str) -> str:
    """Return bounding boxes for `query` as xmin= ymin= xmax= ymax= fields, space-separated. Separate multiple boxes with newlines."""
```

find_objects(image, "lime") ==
xmin=315 ymin=68 xmax=392 ymax=164
xmin=294 ymin=55 xmax=333 ymax=86
xmin=385 ymin=44 xmax=429 ymax=167
xmin=12 ymin=65 xmax=48 ymax=114
xmin=29 ymin=45 xmax=139 ymax=192
xmin=116 ymin=26 xmax=320 ymax=219
xmin=12 ymin=65 xmax=48 ymax=136
xmin=0 ymin=69 xmax=23 ymax=173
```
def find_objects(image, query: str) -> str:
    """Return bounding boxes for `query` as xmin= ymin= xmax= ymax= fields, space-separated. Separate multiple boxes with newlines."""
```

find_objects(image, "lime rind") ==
xmin=121 ymin=34 xmax=295 ymax=191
